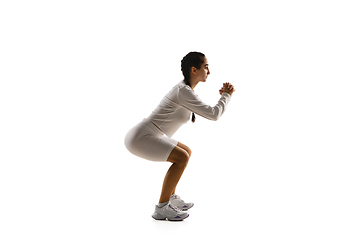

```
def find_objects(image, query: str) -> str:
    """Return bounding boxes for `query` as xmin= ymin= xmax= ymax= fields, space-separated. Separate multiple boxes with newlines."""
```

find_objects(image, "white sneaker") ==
xmin=152 ymin=203 xmax=189 ymax=221
xmin=170 ymin=194 xmax=194 ymax=211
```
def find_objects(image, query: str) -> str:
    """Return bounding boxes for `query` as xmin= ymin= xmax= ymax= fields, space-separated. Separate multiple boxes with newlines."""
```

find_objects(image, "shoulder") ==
xmin=177 ymin=80 xmax=190 ymax=89
xmin=178 ymin=82 xmax=193 ymax=94
xmin=175 ymin=80 xmax=192 ymax=95
xmin=165 ymin=80 xmax=191 ymax=102
xmin=178 ymin=84 xmax=198 ymax=102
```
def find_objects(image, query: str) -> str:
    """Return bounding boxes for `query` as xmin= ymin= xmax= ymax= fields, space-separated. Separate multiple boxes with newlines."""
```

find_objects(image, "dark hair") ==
xmin=181 ymin=52 xmax=205 ymax=123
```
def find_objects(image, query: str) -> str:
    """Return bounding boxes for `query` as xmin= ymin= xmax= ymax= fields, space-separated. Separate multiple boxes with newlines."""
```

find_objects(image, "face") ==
xmin=192 ymin=57 xmax=210 ymax=82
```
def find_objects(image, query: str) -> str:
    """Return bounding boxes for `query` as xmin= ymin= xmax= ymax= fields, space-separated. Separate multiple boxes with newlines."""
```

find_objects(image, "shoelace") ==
xmin=172 ymin=194 xmax=185 ymax=204
xmin=168 ymin=203 xmax=183 ymax=213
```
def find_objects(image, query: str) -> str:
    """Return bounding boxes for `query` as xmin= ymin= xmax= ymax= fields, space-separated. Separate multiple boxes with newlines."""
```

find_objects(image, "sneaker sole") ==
xmin=152 ymin=212 xmax=189 ymax=221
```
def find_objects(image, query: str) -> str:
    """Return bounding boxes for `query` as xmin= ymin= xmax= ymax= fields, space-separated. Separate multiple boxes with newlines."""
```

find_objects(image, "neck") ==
xmin=188 ymin=78 xmax=199 ymax=90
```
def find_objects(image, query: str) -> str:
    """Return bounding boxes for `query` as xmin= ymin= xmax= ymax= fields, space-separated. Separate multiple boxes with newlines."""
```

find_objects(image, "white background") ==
xmin=1 ymin=0 xmax=359 ymax=239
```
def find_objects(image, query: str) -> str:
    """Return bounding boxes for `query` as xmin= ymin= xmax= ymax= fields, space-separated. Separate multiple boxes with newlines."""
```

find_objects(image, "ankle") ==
xmin=157 ymin=202 xmax=168 ymax=208
xmin=159 ymin=196 xmax=171 ymax=203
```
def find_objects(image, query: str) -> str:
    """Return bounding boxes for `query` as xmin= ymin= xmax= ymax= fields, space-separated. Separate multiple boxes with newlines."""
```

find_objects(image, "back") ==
xmin=147 ymin=81 xmax=191 ymax=137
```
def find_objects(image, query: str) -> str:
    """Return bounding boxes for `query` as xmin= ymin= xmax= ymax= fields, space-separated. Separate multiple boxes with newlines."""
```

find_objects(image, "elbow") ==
xmin=211 ymin=107 xmax=225 ymax=121
xmin=210 ymin=114 xmax=221 ymax=121
xmin=209 ymin=110 xmax=222 ymax=121
xmin=201 ymin=108 xmax=224 ymax=121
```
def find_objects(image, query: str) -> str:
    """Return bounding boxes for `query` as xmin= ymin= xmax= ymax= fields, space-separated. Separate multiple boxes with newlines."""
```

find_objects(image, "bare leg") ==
xmin=169 ymin=142 xmax=192 ymax=197
xmin=159 ymin=144 xmax=191 ymax=204
xmin=159 ymin=161 xmax=187 ymax=203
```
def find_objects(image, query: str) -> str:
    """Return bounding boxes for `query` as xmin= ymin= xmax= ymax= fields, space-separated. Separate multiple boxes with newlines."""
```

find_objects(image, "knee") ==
xmin=176 ymin=142 xmax=192 ymax=159
xmin=177 ymin=151 xmax=190 ymax=168
xmin=187 ymin=147 xmax=192 ymax=158
xmin=182 ymin=145 xmax=192 ymax=158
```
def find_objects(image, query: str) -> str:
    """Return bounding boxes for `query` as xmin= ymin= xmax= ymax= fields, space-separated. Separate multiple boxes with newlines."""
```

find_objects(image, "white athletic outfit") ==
xmin=124 ymin=80 xmax=231 ymax=162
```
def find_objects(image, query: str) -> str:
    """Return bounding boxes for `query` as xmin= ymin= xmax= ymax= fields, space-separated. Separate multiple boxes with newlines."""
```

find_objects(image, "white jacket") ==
xmin=147 ymin=80 xmax=231 ymax=137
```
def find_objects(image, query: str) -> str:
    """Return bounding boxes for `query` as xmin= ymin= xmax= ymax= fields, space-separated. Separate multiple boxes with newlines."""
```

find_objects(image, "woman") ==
xmin=124 ymin=52 xmax=235 ymax=221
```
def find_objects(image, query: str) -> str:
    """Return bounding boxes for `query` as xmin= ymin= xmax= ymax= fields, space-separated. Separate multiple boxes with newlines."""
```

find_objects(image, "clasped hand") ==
xmin=219 ymin=82 xmax=235 ymax=96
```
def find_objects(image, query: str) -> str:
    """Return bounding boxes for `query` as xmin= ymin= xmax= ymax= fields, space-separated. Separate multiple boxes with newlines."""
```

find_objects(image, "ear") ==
xmin=191 ymin=66 xmax=197 ymax=75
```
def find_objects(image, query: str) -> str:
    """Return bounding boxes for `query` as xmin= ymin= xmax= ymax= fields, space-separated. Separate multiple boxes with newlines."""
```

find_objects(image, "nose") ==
xmin=207 ymin=68 xmax=210 ymax=75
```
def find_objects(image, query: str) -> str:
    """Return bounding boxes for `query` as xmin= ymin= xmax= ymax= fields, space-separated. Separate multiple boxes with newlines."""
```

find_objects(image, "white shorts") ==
xmin=124 ymin=119 xmax=179 ymax=162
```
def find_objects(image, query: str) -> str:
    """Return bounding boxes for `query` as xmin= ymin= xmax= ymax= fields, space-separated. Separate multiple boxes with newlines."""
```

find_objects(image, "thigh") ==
xmin=125 ymin=122 xmax=178 ymax=162
xmin=129 ymin=134 xmax=178 ymax=162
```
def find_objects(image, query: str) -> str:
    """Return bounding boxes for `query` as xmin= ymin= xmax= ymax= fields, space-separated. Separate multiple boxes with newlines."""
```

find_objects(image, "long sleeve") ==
xmin=177 ymin=86 xmax=231 ymax=121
